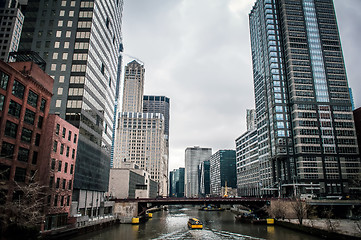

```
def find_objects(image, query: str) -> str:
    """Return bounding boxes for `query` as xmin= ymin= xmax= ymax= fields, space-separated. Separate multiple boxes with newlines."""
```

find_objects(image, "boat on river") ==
xmin=187 ymin=218 xmax=203 ymax=229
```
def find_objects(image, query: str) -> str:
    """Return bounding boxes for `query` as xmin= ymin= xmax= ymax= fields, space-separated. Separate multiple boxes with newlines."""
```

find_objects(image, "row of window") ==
xmin=52 ymin=141 xmax=76 ymax=159
xmin=49 ymin=176 xmax=72 ymax=190
xmin=1 ymin=141 xmax=39 ymax=164
xmin=50 ymin=158 xmax=74 ymax=175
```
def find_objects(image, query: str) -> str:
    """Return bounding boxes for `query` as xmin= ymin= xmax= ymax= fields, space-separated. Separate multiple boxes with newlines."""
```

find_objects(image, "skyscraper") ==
xmin=122 ymin=60 xmax=145 ymax=112
xmin=184 ymin=146 xmax=212 ymax=197
xmin=249 ymin=0 xmax=360 ymax=197
xmin=0 ymin=0 xmax=24 ymax=61
xmin=19 ymin=0 xmax=124 ymax=214
xmin=209 ymin=150 xmax=236 ymax=197
xmin=114 ymin=61 xmax=169 ymax=196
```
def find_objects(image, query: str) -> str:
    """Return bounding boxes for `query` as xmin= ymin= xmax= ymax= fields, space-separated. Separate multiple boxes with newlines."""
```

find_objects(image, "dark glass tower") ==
xmin=18 ymin=0 xmax=124 ymax=212
xmin=249 ymin=0 xmax=360 ymax=197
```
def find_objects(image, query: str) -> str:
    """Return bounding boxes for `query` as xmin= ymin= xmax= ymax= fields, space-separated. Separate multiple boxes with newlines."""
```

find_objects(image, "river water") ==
xmin=70 ymin=206 xmax=323 ymax=240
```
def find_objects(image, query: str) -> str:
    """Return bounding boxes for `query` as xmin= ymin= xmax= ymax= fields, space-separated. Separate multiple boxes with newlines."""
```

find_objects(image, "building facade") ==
xmin=108 ymin=162 xmax=157 ymax=199
xmin=184 ymin=146 xmax=212 ymax=197
xmin=19 ymin=0 xmax=124 ymax=214
xmin=169 ymin=167 xmax=185 ymax=197
xmin=40 ymin=114 xmax=79 ymax=230
xmin=209 ymin=150 xmax=236 ymax=196
xmin=122 ymin=60 xmax=145 ymax=113
xmin=0 ymin=0 xmax=24 ymax=61
xmin=249 ymin=0 xmax=360 ymax=197
xmin=114 ymin=112 xmax=167 ymax=196
xmin=236 ymin=128 xmax=259 ymax=197
xmin=0 ymin=60 xmax=53 ymax=227
xmin=198 ymin=160 xmax=210 ymax=197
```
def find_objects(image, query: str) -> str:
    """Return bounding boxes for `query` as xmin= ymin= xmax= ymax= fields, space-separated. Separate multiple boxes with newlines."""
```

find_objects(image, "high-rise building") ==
xmin=209 ymin=150 xmax=236 ymax=196
xmin=184 ymin=146 xmax=212 ymax=197
xmin=0 ymin=0 xmax=24 ymax=61
xmin=198 ymin=160 xmax=210 ymax=197
xmin=143 ymin=95 xmax=170 ymax=137
xmin=19 ymin=0 xmax=124 ymax=214
xmin=169 ymin=167 xmax=185 ymax=197
xmin=249 ymin=0 xmax=360 ymax=197
xmin=122 ymin=60 xmax=145 ymax=112
xmin=114 ymin=61 xmax=169 ymax=196
xmin=236 ymin=110 xmax=259 ymax=197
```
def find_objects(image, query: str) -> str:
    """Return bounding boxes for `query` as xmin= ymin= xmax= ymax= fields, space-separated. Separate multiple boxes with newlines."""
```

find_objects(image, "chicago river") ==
xmin=70 ymin=206 xmax=323 ymax=240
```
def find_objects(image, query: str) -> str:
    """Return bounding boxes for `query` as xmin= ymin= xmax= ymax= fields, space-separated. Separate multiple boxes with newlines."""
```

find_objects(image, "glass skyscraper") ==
xmin=249 ymin=0 xmax=360 ymax=197
xmin=19 ymin=0 xmax=124 ymax=214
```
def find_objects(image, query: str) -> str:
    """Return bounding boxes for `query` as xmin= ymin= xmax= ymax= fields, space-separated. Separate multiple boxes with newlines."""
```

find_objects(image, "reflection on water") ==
xmin=70 ymin=206 xmax=323 ymax=240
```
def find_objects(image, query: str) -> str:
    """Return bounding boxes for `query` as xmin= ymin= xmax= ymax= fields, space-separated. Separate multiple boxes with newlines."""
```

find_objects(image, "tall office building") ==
xmin=198 ymin=160 xmax=210 ymax=197
xmin=19 ymin=0 xmax=124 ymax=214
xmin=114 ymin=61 xmax=169 ymax=196
xmin=122 ymin=60 xmax=145 ymax=113
xmin=209 ymin=150 xmax=236 ymax=196
xmin=0 ymin=0 xmax=24 ymax=61
xmin=249 ymin=0 xmax=360 ymax=197
xmin=184 ymin=146 xmax=212 ymax=197
xmin=169 ymin=167 xmax=185 ymax=197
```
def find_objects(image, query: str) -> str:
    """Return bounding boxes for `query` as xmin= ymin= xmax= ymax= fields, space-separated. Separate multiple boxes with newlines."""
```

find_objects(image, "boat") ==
xmin=235 ymin=213 xmax=266 ymax=224
xmin=199 ymin=205 xmax=224 ymax=211
xmin=187 ymin=218 xmax=203 ymax=229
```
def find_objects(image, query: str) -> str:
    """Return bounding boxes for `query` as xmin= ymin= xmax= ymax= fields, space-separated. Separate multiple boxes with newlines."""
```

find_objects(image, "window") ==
xmin=27 ymin=90 xmax=38 ymax=107
xmin=24 ymin=109 xmax=35 ymax=125
xmin=56 ymin=100 xmax=62 ymax=107
xmin=1 ymin=141 xmax=14 ymax=159
xmin=74 ymin=134 xmax=77 ymax=143
xmin=67 ymin=196 xmax=70 ymax=206
xmin=62 ymin=179 xmax=66 ymax=189
xmin=17 ymin=147 xmax=29 ymax=162
xmin=49 ymin=176 xmax=54 ymax=188
xmin=62 ymin=128 xmax=66 ymax=138
xmin=68 ymin=180 xmax=72 ymax=190
xmin=56 ymin=178 xmax=60 ymax=188
xmin=35 ymin=116 xmax=42 ymax=129
xmin=64 ymin=162 xmax=68 ymax=173
xmin=0 ymin=71 xmax=9 ymax=90
xmin=70 ymin=164 xmax=74 ymax=174
xmin=12 ymin=80 xmax=25 ymax=99
xmin=40 ymin=99 xmax=46 ymax=112
xmin=51 ymin=158 xmax=56 ymax=170
xmin=0 ymin=94 xmax=5 ymax=111
xmin=53 ymin=141 xmax=58 ymax=152
xmin=5 ymin=120 xmax=17 ymax=138
xmin=68 ymin=131 xmax=72 ymax=141
xmin=58 ymin=88 xmax=63 ymax=95
xmin=32 ymin=151 xmax=38 ymax=165
xmin=35 ymin=134 xmax=41 ymax=146
xmin=56 ymin=124 xmax=60 ymax=135
xmin=72 ymin=149 xmax=75 ymax=159
xmin=58 ymin=161 xmax=62 ymax=172
xmin=21 ymin=128 xmax=32 ymax=143
xmin=60 ymin=144 xmax=64 ymax=155
xmin=14 ymin=167 xmax=26 ymax=182
xmin=54 ymin=195 xmax=58 ymax=206
xmin=66 ymin=146 xmax=70 ymax=157
xmin=8 ymin=100 xmax=21 ymax=118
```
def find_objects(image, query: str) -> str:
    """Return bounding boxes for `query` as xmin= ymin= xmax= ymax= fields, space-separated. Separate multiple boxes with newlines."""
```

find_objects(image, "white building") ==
xmin=184 ymin=146 xmax=212 ymax=198
xmin=108 ymin=162 xmax=157 ymax=199
xmin=114 ymin=112 xmax=167 ymax=196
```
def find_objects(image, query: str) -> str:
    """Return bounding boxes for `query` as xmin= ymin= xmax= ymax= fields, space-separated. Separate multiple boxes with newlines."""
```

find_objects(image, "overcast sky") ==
xmin=121 ymin=0 xmax=361 ymax=171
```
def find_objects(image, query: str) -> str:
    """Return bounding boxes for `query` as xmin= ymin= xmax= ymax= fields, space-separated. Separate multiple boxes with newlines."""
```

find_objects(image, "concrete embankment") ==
xmin=276 ymin=219 xmax=361 ymax=240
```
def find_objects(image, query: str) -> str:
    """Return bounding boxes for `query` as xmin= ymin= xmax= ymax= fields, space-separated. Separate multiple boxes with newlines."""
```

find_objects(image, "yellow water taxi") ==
xmin=188 ymin=218 xmax=203 ymax=229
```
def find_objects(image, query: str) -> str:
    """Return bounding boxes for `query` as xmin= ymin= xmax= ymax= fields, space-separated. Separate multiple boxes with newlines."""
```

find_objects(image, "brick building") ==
xmin=0 ymin=60 xmax=53 ymax=202
xmin=0 ymin=60 xmax=79 ymax=230
xmin=40 ymin=114 xmax=78 ymax=230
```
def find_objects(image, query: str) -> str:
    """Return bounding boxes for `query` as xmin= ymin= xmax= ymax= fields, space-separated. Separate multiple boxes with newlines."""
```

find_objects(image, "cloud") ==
xmin=122 ymin=0 xmax=361 ymax=171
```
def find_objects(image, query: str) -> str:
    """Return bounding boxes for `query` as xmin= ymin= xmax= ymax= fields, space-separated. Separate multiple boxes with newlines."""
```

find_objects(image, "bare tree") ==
xmin=290 ymin=198 xmax=308 ymax=225
xmin=267 ymin=199 xmax=286 ymax=220
xmin=0 ymin=171 xmax=47 ymax=239
xmin=322 ymin=207 xmax=340 ymax=232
